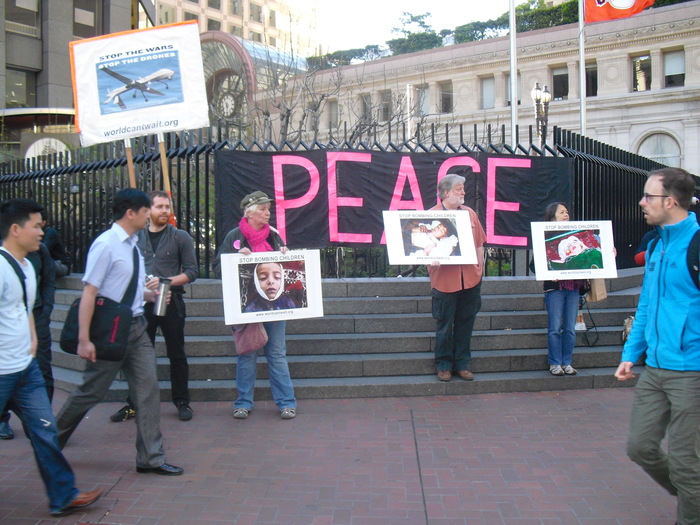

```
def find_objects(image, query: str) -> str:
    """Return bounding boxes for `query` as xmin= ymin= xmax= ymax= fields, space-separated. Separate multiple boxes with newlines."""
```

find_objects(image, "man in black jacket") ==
xmin=109 ymin=191 xmax=199 ymax=422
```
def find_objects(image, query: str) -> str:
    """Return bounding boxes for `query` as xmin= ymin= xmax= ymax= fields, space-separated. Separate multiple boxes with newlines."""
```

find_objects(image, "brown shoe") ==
xmin=50 ymin=489 xmax=102 ymax=517
xmin=456 ymin=370 xmax=474 ymax=381
xmin=437 ymin=370 xmax=452 ymax=382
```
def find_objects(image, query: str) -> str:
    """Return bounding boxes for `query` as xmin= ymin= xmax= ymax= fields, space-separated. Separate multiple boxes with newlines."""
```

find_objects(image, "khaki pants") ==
xmin=626 ymin=366 xmax=700 ymax=525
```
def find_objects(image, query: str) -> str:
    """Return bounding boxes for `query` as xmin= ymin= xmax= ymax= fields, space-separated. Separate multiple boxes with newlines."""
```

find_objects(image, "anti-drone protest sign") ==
xmin=70 ymin=21 xmax=209 ymax=147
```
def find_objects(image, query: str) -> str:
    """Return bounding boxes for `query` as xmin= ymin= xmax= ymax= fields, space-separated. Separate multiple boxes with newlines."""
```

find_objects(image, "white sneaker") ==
xmin=550 ymin=365 xmax=564 ymax=376
xmin=563 ymin=365 xmax=577 ymax=375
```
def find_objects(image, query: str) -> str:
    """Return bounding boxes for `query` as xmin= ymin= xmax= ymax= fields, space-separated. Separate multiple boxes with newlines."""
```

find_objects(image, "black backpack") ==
xmin=646 ymin=229 xmax=700 ymax=290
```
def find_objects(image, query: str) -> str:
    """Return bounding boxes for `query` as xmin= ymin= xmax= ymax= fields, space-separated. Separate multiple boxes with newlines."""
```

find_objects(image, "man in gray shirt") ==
xmin=110 ymin=190 xmax=198 ymax=422
xmin=56 ymin=188 xmax=183 ymax=476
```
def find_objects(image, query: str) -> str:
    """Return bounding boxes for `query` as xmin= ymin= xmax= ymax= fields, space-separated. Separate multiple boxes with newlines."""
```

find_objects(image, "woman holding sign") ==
xmin=541 ymin=203 xmax=590 ymax=376
xmin=213 ymin=191 xmax=297 ymax=420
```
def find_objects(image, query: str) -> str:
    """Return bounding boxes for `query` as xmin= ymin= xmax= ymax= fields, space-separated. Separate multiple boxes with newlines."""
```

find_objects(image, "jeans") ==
xmin=432 ymin=283 xmax=482 ymax=372
xmin=1 ymin=307 xmax=53 ymax=424
xmin=56 ymin=316 xmax=166 ymax=468
xmin=544 ymin=289 xmax=579 ymax=366
xmin=144 ymin=295 xmax=189 ymax=406
xmin=0 ymin=360 xmax=78 ymax=513
xmin=33 ymin=306 xmax=54 ymax=401
xmin=626 ymin=366 xmax=700 ymax=525
xmin=234 ymin=320 xmax=296 ymax=411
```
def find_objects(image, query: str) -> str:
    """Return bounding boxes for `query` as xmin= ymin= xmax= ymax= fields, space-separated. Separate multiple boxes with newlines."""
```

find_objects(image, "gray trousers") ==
xmin=626 ymin=366 xmax=700 ymax=525
xmin=56 ymin=316 xmax=166 ymax=468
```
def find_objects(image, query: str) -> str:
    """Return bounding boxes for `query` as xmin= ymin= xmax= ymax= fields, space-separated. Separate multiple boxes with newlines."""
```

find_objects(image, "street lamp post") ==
xmin=530 ymin=82 xmax=552 ymax=147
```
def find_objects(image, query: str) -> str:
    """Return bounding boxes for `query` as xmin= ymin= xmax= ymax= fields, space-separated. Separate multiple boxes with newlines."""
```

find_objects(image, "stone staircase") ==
xmin=49 ymin=269 xmax=644 ymax=402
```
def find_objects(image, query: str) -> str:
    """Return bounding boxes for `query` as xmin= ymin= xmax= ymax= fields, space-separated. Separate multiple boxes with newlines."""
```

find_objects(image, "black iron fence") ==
xmin=0 ymin=123 xmax=673 ymax=278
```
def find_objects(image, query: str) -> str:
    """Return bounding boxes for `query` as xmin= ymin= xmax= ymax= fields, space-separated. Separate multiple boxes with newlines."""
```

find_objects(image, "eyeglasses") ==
xmin=642 ymin=193 xmax=669 ymax=201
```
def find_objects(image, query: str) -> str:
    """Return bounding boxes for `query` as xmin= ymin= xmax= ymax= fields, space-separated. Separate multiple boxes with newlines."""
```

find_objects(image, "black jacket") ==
xmin=213 ymin=226 xmax=285 ymax=279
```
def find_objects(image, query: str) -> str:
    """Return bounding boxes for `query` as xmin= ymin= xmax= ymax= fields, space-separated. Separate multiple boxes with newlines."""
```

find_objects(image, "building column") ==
xmin=494 ymin=72 xmax=507 ymax=108
xmin=650 ymin=49 xmax=662 ymax=91
xmin=682 ymin=119 xmax=700 ymax=175
xmin=568 ymin=62 xmax=579 ymax=100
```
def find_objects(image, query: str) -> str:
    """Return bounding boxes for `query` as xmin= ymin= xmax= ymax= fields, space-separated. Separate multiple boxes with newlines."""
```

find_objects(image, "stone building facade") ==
xmin=281 ymin=1 xmax=699 ymax=173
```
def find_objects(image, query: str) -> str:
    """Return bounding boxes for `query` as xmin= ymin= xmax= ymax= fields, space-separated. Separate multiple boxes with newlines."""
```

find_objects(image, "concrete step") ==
xmin=49 ymin=268 xmax=644 ymax=402
xmin=55 ymin=268 xmax=644 ymax=300
xmin=52 ymin=365 xmax=638 ymax=403
xmin=51 ymin=342 xmax=626 ymax=383
xmin=49 ymin=305 xmax=637 ymax=339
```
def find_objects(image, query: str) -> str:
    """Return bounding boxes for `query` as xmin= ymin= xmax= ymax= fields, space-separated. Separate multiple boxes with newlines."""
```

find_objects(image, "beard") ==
xmin=151 ymin=214 xmax=170 ymax=227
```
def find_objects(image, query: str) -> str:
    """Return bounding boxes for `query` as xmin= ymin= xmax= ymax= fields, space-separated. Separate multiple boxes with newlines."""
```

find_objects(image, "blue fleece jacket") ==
xmin=622 ymin=212 xmax=700 ymax=371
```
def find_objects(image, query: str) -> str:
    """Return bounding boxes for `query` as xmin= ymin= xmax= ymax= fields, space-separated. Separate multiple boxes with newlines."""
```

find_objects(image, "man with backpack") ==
xmin=0 ymin=198 xmax=101 ymax=516
xmin=615 ymin=167 xmax=700 ymax=525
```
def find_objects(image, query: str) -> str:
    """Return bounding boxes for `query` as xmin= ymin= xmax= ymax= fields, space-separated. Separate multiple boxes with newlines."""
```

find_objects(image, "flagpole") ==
xmin=579 ymin=0 xmax=587 ymax=219
xmin=509 ymin=0 xmax=518 ymax=144
xmin=579 ymin=0 xmax=586 ymax=135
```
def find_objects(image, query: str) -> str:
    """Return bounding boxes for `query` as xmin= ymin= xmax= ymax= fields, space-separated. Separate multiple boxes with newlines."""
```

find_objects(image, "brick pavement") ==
xmin=0 ymin=387 xmax=676 ymax=525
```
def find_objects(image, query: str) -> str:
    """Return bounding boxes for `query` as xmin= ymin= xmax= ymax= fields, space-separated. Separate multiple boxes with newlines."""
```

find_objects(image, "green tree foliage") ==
xmin=392 ymin=12 xmax=433 ymax=37
xmin=387 ymin=31 xmax=443 ymax=55
xmin=310 ymin=0 xmax=693 ymax=63
xmin=387 ymin=12 xmax=443 ymax=56
xmin=453 ymin=0 xmax=578 ymax=44
xmin=307 ymin=45 xmax=387 ymax=70
xmin=653 ymin=0 xmax=692 ymax=5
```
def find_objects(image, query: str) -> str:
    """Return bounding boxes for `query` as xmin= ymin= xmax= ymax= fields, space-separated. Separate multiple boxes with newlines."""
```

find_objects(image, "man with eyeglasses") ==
xmin=615 ymin=167 xmax=700 ymax=525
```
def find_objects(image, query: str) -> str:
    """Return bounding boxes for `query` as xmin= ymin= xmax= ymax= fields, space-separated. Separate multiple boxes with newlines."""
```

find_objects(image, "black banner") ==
xmin=214 ymin=150 xmax=572 ymax=249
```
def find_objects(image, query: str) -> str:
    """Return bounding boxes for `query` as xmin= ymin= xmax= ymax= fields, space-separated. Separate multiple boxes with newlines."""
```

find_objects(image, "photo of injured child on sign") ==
xmin=530 ymin=220 xmax=617 ymax=280
xmin=383 ymin=210 xmax=478 ymax=265
xmin=220 ymin=250 xmax=323 ymax=324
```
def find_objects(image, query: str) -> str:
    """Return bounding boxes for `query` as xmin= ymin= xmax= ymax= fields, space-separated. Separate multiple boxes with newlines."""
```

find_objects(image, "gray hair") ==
xmin=438 ymin=174 xmax=466 ymax=200
xmin=244 ymin=203 xmax=262 ymax=216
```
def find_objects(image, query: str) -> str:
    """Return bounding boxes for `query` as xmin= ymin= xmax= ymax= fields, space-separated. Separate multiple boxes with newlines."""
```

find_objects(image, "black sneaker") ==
xmin=177 ymin=403 xmax=193 ymax=421
xmin=109 ymin=405 xmax=136 ymax=422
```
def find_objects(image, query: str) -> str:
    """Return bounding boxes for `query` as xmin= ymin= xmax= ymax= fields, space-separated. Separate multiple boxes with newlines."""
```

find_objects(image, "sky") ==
xmin=314 ymin=0 xmax=513 ymax=52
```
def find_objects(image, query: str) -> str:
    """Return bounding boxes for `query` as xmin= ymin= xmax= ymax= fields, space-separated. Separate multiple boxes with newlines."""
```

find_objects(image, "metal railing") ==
xmin=0 ymin=123 xmax=672 ymax=278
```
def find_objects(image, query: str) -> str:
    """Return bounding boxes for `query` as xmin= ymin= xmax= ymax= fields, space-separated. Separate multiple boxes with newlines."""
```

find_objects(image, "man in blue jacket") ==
xmin=615 ymin=167 xmax=700 ymax=525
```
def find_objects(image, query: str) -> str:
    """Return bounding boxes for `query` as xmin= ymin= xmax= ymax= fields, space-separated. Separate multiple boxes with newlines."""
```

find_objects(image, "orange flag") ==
xmin=584 ymin=0 xmax=655 ymax=23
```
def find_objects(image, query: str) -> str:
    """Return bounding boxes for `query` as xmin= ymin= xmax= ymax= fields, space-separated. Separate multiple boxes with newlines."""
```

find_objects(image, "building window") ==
xmin=327 ymin=100 xmax=339 ymax=128
xmin=207 ymin=18 xmax=221 ymax=30
xmin=249 ymin=31 xmax=262 ymax=42
xmin=208 ymin=0 xmax=221 ymax=9
xmin=481 ymin=77 xmax=495 ymax=109
xmin=632 ymin=54 xmax=651 ymax=92
xmin=379 ymin=91 xmax=392 ymax=122
xmin=360 ymin=93 xmax=371 ymax=122
xmin=6 ymin=0 xmax=40 ymax=35
xmin=586 ymin=64 xmax=598 ymax=97
xmin=268 ymin=36 xmax=276 ymax=48
xmin=269 ymin=10 xmax=276 ymax=27
xmin=73 ymin=0 xmax=100 ymax=39
xmin=415 ymin=84 xmax=429 ymax=116
xmin=506 ymin=74 xmax=521 ymax=106
xmin=5 ymin=68 xmax=37 ymax=108
xmin=551 ymin=67 xmax=568 ymax=100
xmin=664 ymin=50 xmax=685 ymax=88
xmin=184 ymin=11 xmax=198 ymax=22
xmin=638 ymin=133 xmax=681 ymax=167
xmin=229 ymin=24 xmax=242 ymax=36
xmin=250 ymin=3 xmax=263 ymax=23
xmin=438 ymin=81 xmax=453 ymax=113
xmin=229 ymin=0 xmax=242 ymax=15
xmin=159 ymin=5 xmax=175 ymax=25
